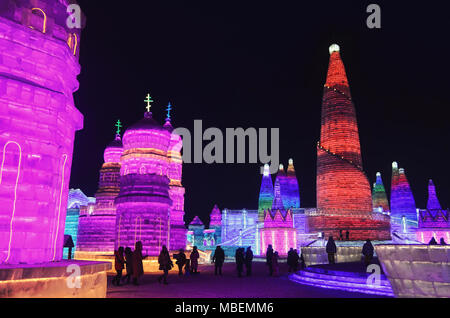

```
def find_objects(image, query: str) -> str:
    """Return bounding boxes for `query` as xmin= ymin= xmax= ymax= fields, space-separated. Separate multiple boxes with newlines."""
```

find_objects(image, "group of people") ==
xmin=234 ymin=247 xmax=253 ymax=277
xmin=158 ymin=245 xmax=201 ymax=285
xmin=114 ymin=235 xmax=448 ymax=286
xmin=326 ymin=236 xmax=375 ymax=266
xmin=428 ymin=237 xmax=447 ymax=245
xmin=113 ymin=241 xmax=146 ymax=286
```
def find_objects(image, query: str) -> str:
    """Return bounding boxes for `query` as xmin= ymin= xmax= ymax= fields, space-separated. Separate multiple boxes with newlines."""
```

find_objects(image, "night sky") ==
xmin=70 ymin=1 xmax=450 ymax=225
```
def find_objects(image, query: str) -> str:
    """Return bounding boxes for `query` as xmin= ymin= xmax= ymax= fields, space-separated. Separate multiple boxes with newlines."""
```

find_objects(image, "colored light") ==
xmin=1 ymin=141 xmax=22 ymax=263
xmin=52 ymin=154 xmax=68 ymax=261
xmin=31 ymin=8 xmax=47 ymax=33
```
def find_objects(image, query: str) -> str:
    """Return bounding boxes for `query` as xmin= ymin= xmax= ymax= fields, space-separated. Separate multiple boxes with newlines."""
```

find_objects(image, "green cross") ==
xmin=115 ymin=119 xmax=122 ymax=135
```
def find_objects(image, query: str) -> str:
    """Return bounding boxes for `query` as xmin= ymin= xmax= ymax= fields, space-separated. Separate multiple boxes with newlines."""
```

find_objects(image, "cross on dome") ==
xmin=115 ymin=119 xmax=122 ymax=135
xmin=144 ymin=93 xmax=154 ymax=113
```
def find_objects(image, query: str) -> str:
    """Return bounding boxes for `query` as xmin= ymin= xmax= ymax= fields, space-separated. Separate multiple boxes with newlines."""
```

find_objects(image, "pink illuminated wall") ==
xmin=164 ymin=117 xmax=187 ymax=251
xmin=261 ymin=209 xmax=297 ymax=256
xmin=0 ymin=1 xmax=83 ymax=264
xmin=260 ymin=178 xmax=297 ymax=256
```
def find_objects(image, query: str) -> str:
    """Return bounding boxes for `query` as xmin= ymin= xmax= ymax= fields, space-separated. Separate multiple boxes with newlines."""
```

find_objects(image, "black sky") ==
xmin=70 ymin=0 xmax=450 ymax=225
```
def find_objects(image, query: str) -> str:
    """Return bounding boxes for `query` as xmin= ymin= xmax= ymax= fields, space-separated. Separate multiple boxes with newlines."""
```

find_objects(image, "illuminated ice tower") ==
xmin=310 ymin=44 xmax=390 ymax=240
xmin=0 ymin=1 xmax=84 ymax=264
xmin=261 ymin=176 xmax=297 ymax=256
xmin=372 ymin=172 xmax=389 ymax=212
xmin=209 ymin=204 xmax=222 ymax=245
xmin=77 ymin=121 xmax=123 ymax=253
xmin=258 ymin=164 xmax=274 ymax=222
xmin=426 ymin=179 xmax=441 ymax=210
xmin=115 ymin=95 xmax=172 ymax=256
xmin=390 ymin=162 xmax=417 ymax=233
xmin=163 ymin=103 xmax=187 ymax=250
xmin=282 ymin=159 xmax=300 ymax=209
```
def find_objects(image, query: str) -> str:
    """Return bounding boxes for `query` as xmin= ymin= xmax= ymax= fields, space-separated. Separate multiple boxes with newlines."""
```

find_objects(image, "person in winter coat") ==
xmin=190 ymin=246 xmax=200 ymax=274
xmin=326 ymin=236 xmax=337 ymax=264
xmin=362 ymin=239 xmax=374 ymax=266
xmin=235 ymin=248 xmax=245 ymax=277
xmin=272 ymin=251 xmax=280 ymax=276
xmin=245 ymin=247 xmax=253 ymax=276
xmin=212 ymin=246 xmax=225 ymax=275
xmin=292 ymin=249 xmax=300 ymax=272
xmin=122 ymin=247 xmax=133 ymax=284
xmin=158 ymin=245 xmax=173 ymax=285
xmin=132 ymin=241 xmax=146 ymax=285
xmin=113 ymin=246 xmax=125 ymax=286
xmin=174 ymin=248 xmax=187 ymax=276
xmin=266 ymin=245 xmax=274 ymax=276
xmin=429 ymin=237 xmax=438 ymax=245
xmin=287 ymin=248 xmax=295 ymax=272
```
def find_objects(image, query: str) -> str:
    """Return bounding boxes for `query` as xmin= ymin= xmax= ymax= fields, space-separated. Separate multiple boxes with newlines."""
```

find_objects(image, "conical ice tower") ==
xmin=281 ymin=159 xmax=301 ymax=209
xmin=310 ymin=44 xmax=390 ymax=240
xmin=390 ymin=166 xmax=417 ymax=223
xmin=258 ymin=164 xmax=274 ymax=221
xmin=372 ymin=172 xmax=389 ymax=212
xmin=427 ymin=179 xmax=442 ymax=210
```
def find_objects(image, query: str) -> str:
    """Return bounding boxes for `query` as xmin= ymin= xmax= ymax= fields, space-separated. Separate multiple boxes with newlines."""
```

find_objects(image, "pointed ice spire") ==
xmin=258 ymin=164 xmax=274 ymax=220
xmin=427 ymin=179 xmax=442 ymax=210
xmin=189 ymin=216 xmax=204 ymax=226
xmin=209 ymin=204 xmax=222 ymax=227
xmin=391 ymin=166 xmax=417 ymax=222
xmin=282 ymin=158 xmax=301 ymax=209
xmin=325 ymin=43 xmax=350 ymax=97
xmin=372 ymin=172 xmax=389 ymax=212
xmin=271 ymin=177 xmax=284 ymax=211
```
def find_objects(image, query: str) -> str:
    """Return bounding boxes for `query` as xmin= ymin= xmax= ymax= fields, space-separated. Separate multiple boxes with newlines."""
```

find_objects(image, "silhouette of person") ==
xmin=293 ymin=249 xmax=300 ymax=272
xmin=339 ymin=230 xmax=344 ymax=241
xmin=158 ymin=245 xmax=172 ymax=285
xmin=272 ymin=251 xmax=280 ymax=277
xmin=245 ymin=247 xmax=253 ymax=276
xmin=190 ymin=246 xmax=200 ymax=274
xmin=287 ymin=248 xmax=294 ymax=272
xmin=122 ymin=247 xmax=133 ymax=284
xmin=174 ymin=248 xmax=187 ymax=276
xmin=326 ymin=236 xmax=337 ymax=264
xmin=362 ymin=239 xmax=374 ymax=266
xmin=345 ymin=230 xmax=350 ymax=241
xmin=212 ymin=246 xmax=225 ymax=275
xmin=185 ymin=259 xmax=191 ymax=276
xmin=132 ymin=241 xmax=146 ymax=285
xmin=440 ymin=238 xmax=447 ymax=245
xmin=113 ymin=246 xmax=125 ymax=286
xmin=429 ymin=237 xmax=438 ymax=245
xmin=266 ymin=245 xmax=274 ymax=276
xmin=235 ymin=248 xmax=245 ymax=277
xmin=299 ymin=253 xmax=306 ymax=269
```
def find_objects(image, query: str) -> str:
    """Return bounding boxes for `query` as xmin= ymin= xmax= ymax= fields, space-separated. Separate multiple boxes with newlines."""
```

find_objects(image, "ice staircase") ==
xmin=289 ymin=263 xmax=394 ymax=297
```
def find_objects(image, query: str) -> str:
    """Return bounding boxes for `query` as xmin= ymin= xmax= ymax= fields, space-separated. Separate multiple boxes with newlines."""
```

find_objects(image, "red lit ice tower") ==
xmin=76 ymin=121 xmax=123 ymax=253
xmin=163 ymin=103 xmax=187 ymax=251
xmin=310 ymin=44 xmax=390 ymax=241
xmin=115 ymin=95 xmax=172 ymax=256
xmin=0 ymin=1 xmax=84 ymax=263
